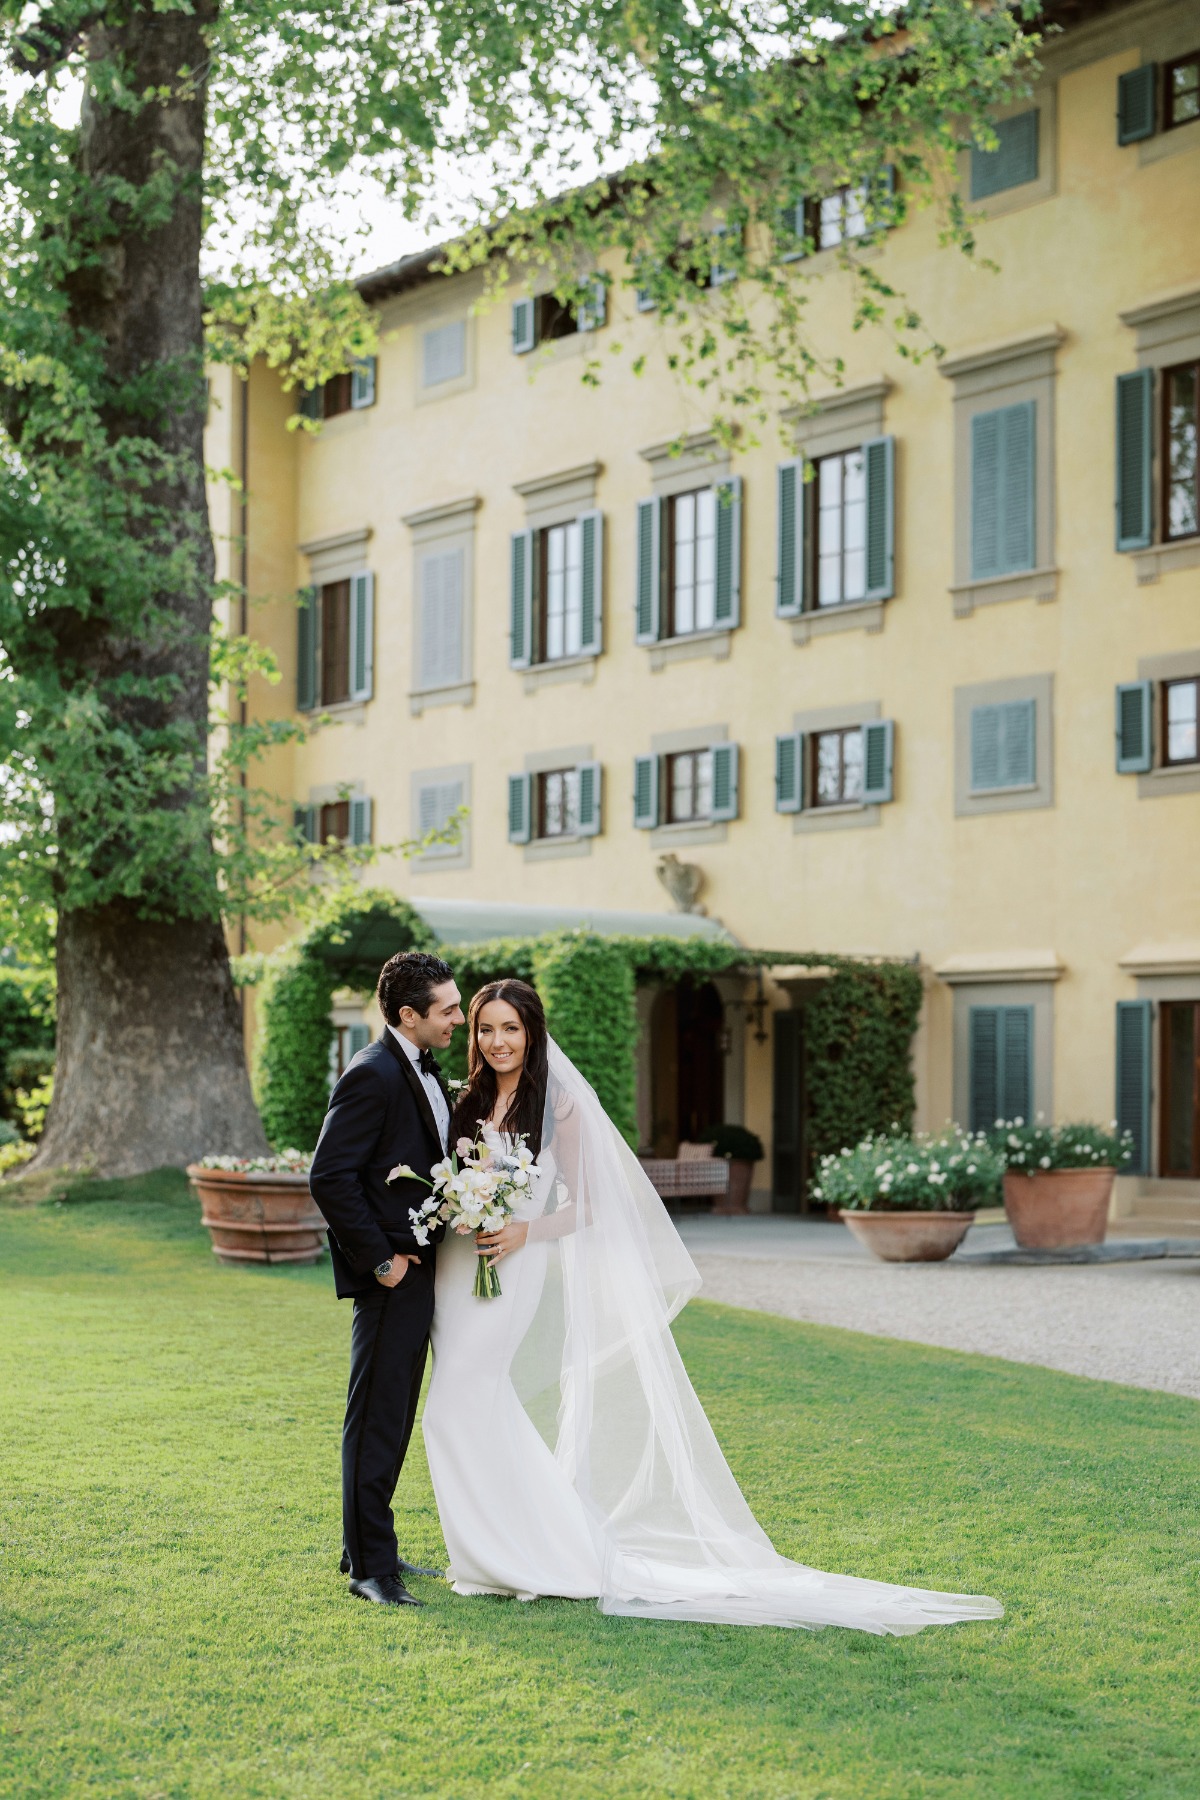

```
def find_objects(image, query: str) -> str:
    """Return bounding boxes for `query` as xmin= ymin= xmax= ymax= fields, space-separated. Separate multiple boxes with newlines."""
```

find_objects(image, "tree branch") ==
xmin=11 ymin=9 xmax=103 ymax=77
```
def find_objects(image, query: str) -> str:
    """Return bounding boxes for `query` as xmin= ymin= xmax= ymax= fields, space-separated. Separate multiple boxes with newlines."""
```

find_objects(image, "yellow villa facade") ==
xmin=209 ymin=0 xmax=1200 ymax=1221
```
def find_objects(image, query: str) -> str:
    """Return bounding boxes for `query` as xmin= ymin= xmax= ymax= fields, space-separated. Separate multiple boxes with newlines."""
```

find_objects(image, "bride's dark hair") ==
xmin=450 ymin=979 xmax=549 ymax=1155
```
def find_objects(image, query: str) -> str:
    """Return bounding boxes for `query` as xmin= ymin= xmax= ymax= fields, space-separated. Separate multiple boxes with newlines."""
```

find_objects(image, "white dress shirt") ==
xmin=388 ymin=1025 xmax=450 ymax=1152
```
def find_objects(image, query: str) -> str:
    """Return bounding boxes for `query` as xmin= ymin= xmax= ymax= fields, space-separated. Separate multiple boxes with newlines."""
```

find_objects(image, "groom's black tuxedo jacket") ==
xmin=309 ymin=1032 xmax=449 ymax=1299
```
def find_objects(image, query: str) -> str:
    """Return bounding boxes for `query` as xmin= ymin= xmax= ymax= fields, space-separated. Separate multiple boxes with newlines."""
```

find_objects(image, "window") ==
xmin=812 ymin=727 xmax=864 ymax=807
xmin=1161 ymin=1001 xmax=1200 ymax=1178
xmin=968 ymin=1005 xmax=1034 ymax=1133
xmin=537 ymin=768 xmax=580 ymax=839
xmin=300 ymin=358 xmax=376 ymax=420
xmin=1163 ymin=678 xmax=1200 ymax=766
xmin=668 ymin=489 xmax=717 ymax=635
xmin=417 ymin=778 xmax=464 ymax=854
xmin=512 ymin=285 xmax=605 ymax=353
xmin=969 ymin=110 xmax=1039 ymax=200
xmin=667 ymin=749 xmax=714 ymax=823
xmin=330 ymin=1023 xmax=370 ymax=1084
xmin=1164 ymin=362 xmax=1199 ymax=540
xmin=320 ymin=579 xmax=351 ymax=705
xmin=971 ymin=401 xmax=1036 ymax=579
xmin=815 ymin=450 xmax=867 ymax=606
xmin=1165 ymin=52 xmax=1200 ymax=130
xmin=417 ymin=548 xmax=464 ymax=690
xmin=807 ymin=184 xmax=868 ymax=250
xmin=970 ymin=700 xmax=1036 ymax=792
xmin=541 ymin=522 xmax=584 ymax=661
xmin=421 ymin=321 xmax=467 ymax=388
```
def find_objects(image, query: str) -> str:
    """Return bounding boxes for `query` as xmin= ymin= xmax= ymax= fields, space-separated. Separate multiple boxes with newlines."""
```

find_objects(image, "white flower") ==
xmin=447 ymin=1078 xmax=465 ymax=1090
xmin=1039 ymin=1156 xmax=1051 ymax=1168
xmin=456 ymin=1136 xmax=475 ymax=1158
xmin=511 ymin=1169 xmax=529 ymax=1187
xmin=412 ymin=1224 xmax=429 ymax=1246
xmin=387 ymin=1162 xmax=418 ymax=1184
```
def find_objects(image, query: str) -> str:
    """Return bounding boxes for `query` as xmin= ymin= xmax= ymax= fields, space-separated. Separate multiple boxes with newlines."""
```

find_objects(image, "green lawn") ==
xmin=1 ymin=1174 xmax=1197 ymax=1800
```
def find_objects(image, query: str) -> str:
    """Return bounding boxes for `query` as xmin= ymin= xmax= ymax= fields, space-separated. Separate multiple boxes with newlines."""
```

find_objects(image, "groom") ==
xmin=309 ymin=950 xmax=463 ymax=1608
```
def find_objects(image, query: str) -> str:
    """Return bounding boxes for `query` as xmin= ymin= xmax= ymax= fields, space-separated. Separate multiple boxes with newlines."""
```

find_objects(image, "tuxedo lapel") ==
xmin=382 ymin=1030 xmax=444 ymax=1159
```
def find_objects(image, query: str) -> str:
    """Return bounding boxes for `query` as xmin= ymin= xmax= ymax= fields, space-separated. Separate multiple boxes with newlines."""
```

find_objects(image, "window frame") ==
xmin=1159 ymin=999 xmax=1200 ymax=1178
xmin=536 ymin=767 xmax=582 ymax=840
xmin=319 ymin=578 xmax=352 ymax=706
xmin=811 ymin=447 xmax=869 ymax=608
xmin=318 ymin=799 xmax=351 ymax=845
xmin=536 ymin=520 xmax=585 ymax=664
xmin=665 ymin=748 xmax=715 ymax=825
xmin=1162 ymin=676 xmax=1200 ymax=768
xmin=810 ymin=725 xmax=865 ymax=809
xmin=1162 ymin=360 xmax=1200 ymax=544
xmin=1164 ymin=51 xmax=1200 ymax=132
xmin=665 ymin=486 xmax=719 ymax=639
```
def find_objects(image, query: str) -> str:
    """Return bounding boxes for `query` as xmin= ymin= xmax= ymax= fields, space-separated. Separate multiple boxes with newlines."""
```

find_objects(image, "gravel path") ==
xmin=675 ymin=1217 xmax=1200 ymax=1401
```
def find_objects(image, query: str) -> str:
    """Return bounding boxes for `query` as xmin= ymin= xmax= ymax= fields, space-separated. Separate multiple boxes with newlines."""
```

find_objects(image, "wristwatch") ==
xmin=373 ymin=1257 xmax=394 ymax=1279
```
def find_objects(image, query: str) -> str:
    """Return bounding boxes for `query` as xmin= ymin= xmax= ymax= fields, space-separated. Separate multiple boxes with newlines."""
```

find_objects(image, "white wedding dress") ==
xmin=423 ymin=1043 xmax=1002 ymax=1634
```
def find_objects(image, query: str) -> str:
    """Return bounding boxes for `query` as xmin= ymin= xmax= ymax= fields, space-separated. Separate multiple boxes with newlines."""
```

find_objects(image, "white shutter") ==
xmin=349 ymin=571 xmax=374 ymax=702
xmin=419 ymin=549 xmax=464 ymax=689
xmin=350 ymin=356 xmax=376 ymax=408
xmin=349 ymin=796 xmax=373 ymax=846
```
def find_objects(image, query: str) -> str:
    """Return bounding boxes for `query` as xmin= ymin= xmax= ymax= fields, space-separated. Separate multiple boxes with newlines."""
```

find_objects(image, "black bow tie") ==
xmin=418 ymin=1048 xmax=440 ymax=1078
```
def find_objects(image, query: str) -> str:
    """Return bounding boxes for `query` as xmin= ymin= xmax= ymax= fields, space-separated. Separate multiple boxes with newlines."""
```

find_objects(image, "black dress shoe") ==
xmin=340 ymin=1548 xmax=444 ymax=1580
xmin=349 ymin=1574 xmax=424 ymax=1608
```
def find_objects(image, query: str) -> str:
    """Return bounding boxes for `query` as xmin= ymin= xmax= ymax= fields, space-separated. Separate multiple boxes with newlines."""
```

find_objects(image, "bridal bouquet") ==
xmin=388 ymin=1134 xmax=535 ymax=1299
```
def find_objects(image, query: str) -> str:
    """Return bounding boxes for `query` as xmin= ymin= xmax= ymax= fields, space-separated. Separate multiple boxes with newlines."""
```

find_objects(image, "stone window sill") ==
xmin=1137 ymin=760 xmax=1200 ymax=800
xmin=970 ymin=782 xmax=1038 ymax=800
xmin=790 ymin=599 xmax=885 ymax=645
xmin=521 ymin=654 xmax=598 ymax=693
xmin=793 ymin=802 xmax=880 ymax=834
xmin=951 ymin=566 xmax=1058 ymax=616
xmin=523 ymin=836 xmax=594 ymax=863
xmin=1132 ymin=534 xmax=1200 ymax=587
xmin=409 ymin=681 xmax=475 ymax=716
xmin=649 ymin=819 xmax=729 ymax=848
xmin=312 ymin=699 xmax=367 ymax=725
xmin=648 ymin=630 xmax=732 ymax=671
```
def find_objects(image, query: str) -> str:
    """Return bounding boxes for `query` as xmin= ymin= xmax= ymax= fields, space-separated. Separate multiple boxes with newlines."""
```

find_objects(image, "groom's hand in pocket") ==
xmin=375 ymin=1254 xmax=419 ymax=1289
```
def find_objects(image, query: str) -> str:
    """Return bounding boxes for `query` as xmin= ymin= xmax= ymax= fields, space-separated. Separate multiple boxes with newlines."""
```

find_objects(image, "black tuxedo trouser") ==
xmin=341 ymin=1260 xmax=435 ymax=1581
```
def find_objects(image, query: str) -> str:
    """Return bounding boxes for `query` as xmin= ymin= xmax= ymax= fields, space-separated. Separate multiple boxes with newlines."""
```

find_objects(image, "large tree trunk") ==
xmin=31 ymin=1 xmax=269 ymax=1173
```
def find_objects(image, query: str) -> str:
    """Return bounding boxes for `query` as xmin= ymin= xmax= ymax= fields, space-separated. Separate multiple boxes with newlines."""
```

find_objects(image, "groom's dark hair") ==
xmin=377 ymin=950 xmax=456 ymax=1025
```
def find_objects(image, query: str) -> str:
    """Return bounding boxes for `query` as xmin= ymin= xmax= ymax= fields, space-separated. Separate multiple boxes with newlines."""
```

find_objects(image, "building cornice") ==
xmin=937 ymin=326 xmax=1066 ymax=383
xmin=934 ymin=950 xmax=1065 ymax=985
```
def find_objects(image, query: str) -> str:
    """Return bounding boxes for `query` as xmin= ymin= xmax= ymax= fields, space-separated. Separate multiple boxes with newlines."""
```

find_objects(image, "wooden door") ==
xmin=1160 ymin=1000 xmax=1200 ymax=1178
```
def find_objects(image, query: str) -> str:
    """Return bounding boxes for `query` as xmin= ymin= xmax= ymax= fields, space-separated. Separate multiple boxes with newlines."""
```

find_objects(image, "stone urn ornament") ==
xmin=187 ymin=1152 xmax=327 ymax=1267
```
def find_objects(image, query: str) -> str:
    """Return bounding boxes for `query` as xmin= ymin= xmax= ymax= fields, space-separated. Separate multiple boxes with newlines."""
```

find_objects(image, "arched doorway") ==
xmin=649 ymin=977 xmax=725 ymax=1155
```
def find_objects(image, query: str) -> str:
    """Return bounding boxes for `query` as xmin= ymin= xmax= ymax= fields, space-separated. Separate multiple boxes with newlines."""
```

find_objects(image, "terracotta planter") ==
xmin=715 ymin=1159 xmax=755 ymax=1216
xmin=1002 ymin=1167 xmax=1115 ymax=1250
xmin=186 ymin=1166 xmax=328 ymax=1267
xmin=839 ymin=1208 xmax=974 ymax=1263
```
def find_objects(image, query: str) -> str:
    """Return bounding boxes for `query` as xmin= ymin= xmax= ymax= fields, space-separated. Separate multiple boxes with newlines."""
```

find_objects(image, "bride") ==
xmin=423 ymin=978 xmax=1002 ymax=1634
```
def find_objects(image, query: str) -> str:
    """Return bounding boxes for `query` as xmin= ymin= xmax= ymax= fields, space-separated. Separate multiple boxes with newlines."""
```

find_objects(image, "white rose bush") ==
xmin=812 ymin=1128 xmax=1005 ymax=1213
xmin=989 ymin=1118 xmax=1134 ymax=1173
xmin=388 ymin=1135 xmax=535 ymax=1298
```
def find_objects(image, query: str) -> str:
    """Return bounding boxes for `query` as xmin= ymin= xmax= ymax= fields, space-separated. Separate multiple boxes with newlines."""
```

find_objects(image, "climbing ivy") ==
xmin=533 ymin=934 xmax=638 ymax=1146
xmin=800 ymin=963 xmax=923 ymax=1173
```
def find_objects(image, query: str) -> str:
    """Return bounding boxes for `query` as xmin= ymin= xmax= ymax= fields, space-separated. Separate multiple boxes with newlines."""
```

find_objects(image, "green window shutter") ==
xmin=775 ymin=460 xmax=804 ymax=617
xmin=510 ymin=529 xmax=533 ymax=669
xmin=968 ymin=1007 xmax=1000 ymax=1134
xmin=635 ymin=497 xmax=661 ymax=645
xmin=348 ymin=571 xmax=374 ymax=702
xmin=347 ymin=1023 xmax=371 ymax=1060
xmin=507 ymin=773 xmax=532 ymax=844
xmin=578 ymin=509 xmax=604 ymax=655
xmin=576 ymin=278 xmax=607 ymax=333
xmin=1000 ymin=1006 xmax=1034 ymax=1124
xmin=349 ymin=796 xmax=372 ymax=846
xmin=710 ymin=742 xmax=740 ymax=822
xmin=971 ymin=402 xmax=1035 ymax=580
xmin=576 ymin=761 xmax=602 ymax=836
xmin=299 ymin=386 xmax=322 ymax=422
xmin=633 ymin=754 xmax=659 ymax=829
xmin=1115 ymin=680 xmax=1153 ymax=773
xmin=775 ymin=731 xmax=804 ymax=813
xmin=777 ymin=196 xmax=808 ymax=262
xmin=512 ymin=298 xmax=535 ymax=354
xmin=350 ymin=356 xmax=377 ymax=409
xmin=1117 ymin=65 xmax=1157 ymax=145
xmin=970 ymin=109 xmax=1039 ymax=200
xmin=296 ymin=586 xmax=318 ymax=712
xmin=1115 ymin=369 xmax=1153 ymax=552
xmin=861 ymin=719 xmax=895 ymax=804
xmin=971 ymin=700 xmax=1035 ymax=792
xmin=713 ymin=477 xmax=742 ymax=628
xmin=293 ymin=804 xmax=318 ymax=844
xmin=1115 ymin=999 xmax=1152 ymax=1174
xmin=863 ymin=435 xmax=895 ymax=601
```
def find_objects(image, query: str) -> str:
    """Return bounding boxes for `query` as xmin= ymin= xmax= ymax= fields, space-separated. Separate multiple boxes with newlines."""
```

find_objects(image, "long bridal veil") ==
xmin=515 ymin=1039 xmax=1002 ymax=1634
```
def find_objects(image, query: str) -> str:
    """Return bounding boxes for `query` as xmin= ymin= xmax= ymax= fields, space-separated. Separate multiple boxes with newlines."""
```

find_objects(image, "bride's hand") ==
xmin=477 ymin=1220 xmax=529 ymax=1266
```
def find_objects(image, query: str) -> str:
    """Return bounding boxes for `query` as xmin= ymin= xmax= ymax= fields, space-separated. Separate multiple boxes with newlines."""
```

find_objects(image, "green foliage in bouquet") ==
xmin=813 ymin=1129 xmax=1005 ymax=1214
xmin=991 ymin=1120 xmax=1134 ymax=1173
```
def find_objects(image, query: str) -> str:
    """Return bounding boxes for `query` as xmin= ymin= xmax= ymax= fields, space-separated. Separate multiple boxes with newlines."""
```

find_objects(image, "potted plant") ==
xmin=813 ymin=1128 xmax=1004 ymax=1262
xmin=991 ymin=1119 xmax=1134 ymax=1250
xmin=703 ymin=1124 xmax=765 ymax=1215
xmin=187 ymin=1151 xmax=327 ymax=1267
